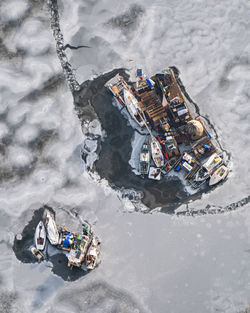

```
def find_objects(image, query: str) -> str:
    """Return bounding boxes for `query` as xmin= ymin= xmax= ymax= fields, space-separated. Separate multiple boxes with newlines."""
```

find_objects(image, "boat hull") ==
xmin=35 ymin=221 xmax=46 ymax=250
xmin=209 ymin=165 xmax=229 ymax=186
xmin=31 ymin=247 xmax=44 ymax=261
xmin=139 ymin=142 xmax=150 ymax=175
xmin=123 ymin=89 xmax=145 ymax=128
xmin=45 ymin=212 xmax=59 ymax=245
xmin=195 ymin=153 xmax=222 ymax=182
xmin=85 ymin=237 xmax=100 ymax=270
xmin=150 ymin=137 xmax=164 ymax=168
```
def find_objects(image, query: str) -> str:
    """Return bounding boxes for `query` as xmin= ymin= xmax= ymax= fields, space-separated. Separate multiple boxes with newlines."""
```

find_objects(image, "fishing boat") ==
xmin=195 ymin=153 xmax=222 ymax=182
xmin=85 ymin=236 xmax=100 ymax=270
xmin=67 ymin=233 xmax=91 ymax=268
xmin=45 ymin=211 xmax=59 ymax=245
xmin=209 ymin=165 xmax=229 ymax=186
xmin=106 ymin=76 xmax=125 ymax=106
xmin=123 ymin=88 xmax=145 ymax=128
xmin=35 ymin=221 xmax=46 ymax=250
xmin=57 ymin=227 xmax=77 ymax=251
xmin=139 ymin=140 xmax=150 ymax=175
xmin=148 ymin=167 xmax=161 ymax=180
xmin=31 ymin=247 xmax=44 ymax=261
xmin=150 ymin=136 xmax=164 ymax=168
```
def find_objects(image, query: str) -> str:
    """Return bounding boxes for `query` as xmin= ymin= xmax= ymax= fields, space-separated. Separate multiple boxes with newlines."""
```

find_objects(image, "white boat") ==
xmin=123 ymin=88 xmax=145 ymax=128
xmin=31 ymin=247 xmax=44 ymax=261
xmin=139 ymin=141 xmax=150 ymax=175
xmin=150 ymin=137 xmax=164 ymax=168
xmin=45 ymin=211 xmax=59 ymax=245
xmin=209 ymin=165 xmax=229 ymax=186
xmin=85 ymin=237 xmax=100 ymax=270
xmin=35 ymin=221 xmax=46 ymax=250
xmin=195 ymin=153 xmax=223 ymax=182
xmin=106 ymin=76 xmax=125 ymax=106
xmin=148 ymin=167 xmax=161 ymax=180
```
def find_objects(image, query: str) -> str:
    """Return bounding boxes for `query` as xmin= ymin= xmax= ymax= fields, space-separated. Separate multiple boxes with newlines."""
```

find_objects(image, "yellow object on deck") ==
xmin=129 ymin=59 xmax=133 ymax=61
xmin=214 ymin=157 xmax=220 ymax=162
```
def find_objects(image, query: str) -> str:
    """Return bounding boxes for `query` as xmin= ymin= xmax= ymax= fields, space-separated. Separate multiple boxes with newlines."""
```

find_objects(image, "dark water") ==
xmin=13 ymin=206 xmax=89 ymax=281
xmin=73 ymin=69 xmax=214 ymax=212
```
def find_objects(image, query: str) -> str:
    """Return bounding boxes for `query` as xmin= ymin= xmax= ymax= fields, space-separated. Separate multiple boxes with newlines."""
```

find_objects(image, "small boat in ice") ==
xmin=123 ymin=88 xmax=145 ymax=128
xmin=35 ymin=221 xmax=46 ymax=250
xmin=31 ymin=246 xmax=44 ymax=261
xmin=195 ymin=153 xmax=222 ymax=182
xmin=106 ymin=75 xmax=125 ymax=106
xmin=85 ymin=236 xmax=100 ymax=270
xmin=150 ymin=136 xmax=164 ymax=168
xmin=45 ymin=211 xmax=59 ymax=245
xmin=148 ymin=167 xmax=161 ymax=180
xmin=139 ymin=141 xmax=150 ymax=175
xmin=67 ymin=233 xmax=91 ymax=268
xmin=209 ymin=164 xmax=229 ymax=186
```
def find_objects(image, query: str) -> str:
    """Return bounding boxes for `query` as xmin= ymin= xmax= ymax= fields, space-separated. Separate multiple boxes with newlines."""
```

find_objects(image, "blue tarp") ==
xmin=63 ymin=233 xmax=72 ymax=247
xmin=146 ymin=76 xmax=152 ymax=89
xmin=137 ymin=69 xmax=142 ymax=77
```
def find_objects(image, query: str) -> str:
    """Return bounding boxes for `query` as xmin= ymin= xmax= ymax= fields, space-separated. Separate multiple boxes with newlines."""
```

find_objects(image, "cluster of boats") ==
xmin=31 ymin=210 xmax=100 ymax=270
xmin=106 ymin=68 xmax=229 ymax=188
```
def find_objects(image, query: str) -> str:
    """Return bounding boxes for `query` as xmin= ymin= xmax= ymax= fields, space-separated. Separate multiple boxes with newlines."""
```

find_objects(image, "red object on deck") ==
xmin=157 ymin=136 xmax=169 ymax=160
xmin=117 ymin=97 xmax=124 ymax=106
xmin=157 ymin=136 xmax=163 ymax=145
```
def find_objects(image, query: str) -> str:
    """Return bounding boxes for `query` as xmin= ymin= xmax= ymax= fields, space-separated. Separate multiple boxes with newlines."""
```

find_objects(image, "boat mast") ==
xmin=137 ymin=108 xmax=154 ymax=138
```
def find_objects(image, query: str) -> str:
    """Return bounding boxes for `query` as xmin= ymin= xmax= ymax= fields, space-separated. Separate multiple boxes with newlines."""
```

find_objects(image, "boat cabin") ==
xmin=191 ymin=137 xmax=216 ymax=160
xmin=163 ymin=135 xmax=179 ymax=159
xmin=175 ymin=152 xmax=200 ymax=180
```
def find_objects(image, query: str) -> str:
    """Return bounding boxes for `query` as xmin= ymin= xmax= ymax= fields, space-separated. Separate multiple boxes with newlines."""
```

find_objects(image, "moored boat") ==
xmin=195 ymin=153 xmax=222 ymax=182
xmin=85 ymin=236 xmax=100 ymax=270
xmin=123 ymin=88 xmax=145 ymax=128
xmin=31 ymin=247 xmax=44 ymax=261
xmin=139 ymin=140 xmax=150 ymax=175
xmin=45 ymin=211 xmax=59 ymax=245
xmin=150 ymin=136 xmax=164 ymax=168
xmin=106 ymin=76 xmax=125 ymax=106
xmin=35 ymin=221 xmax=46 ymax=251
xmin=209 ymin=165 xmax=229 ymax=186
xmin=148 ymin=167 xmax=161 ymax=180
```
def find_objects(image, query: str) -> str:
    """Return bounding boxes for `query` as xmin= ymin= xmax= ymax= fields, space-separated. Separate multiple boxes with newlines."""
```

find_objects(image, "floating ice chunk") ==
xmin=15 ymin=124 xmax=39 ymax=144
xmin=0 ymin=0 xmax=29 ymax=23
xmin=88 ymin=119 xmax=104 ymax=137
xmin=83 ymin=138 xmax=98 ymax=153
xmin=0 ymin=122 xmax=8 ymax=139
xmin=7 ymin=146 xmax=34 ymax=168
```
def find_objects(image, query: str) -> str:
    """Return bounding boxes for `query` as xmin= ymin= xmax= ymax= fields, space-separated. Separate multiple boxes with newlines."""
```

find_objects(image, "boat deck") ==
xmin=137 ymin=90 xmax=167 ymax=127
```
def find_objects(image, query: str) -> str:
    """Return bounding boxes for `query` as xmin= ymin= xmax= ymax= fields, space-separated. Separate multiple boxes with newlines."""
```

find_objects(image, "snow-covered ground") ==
xmin=0 ymin=0 xmax=250 ymax=312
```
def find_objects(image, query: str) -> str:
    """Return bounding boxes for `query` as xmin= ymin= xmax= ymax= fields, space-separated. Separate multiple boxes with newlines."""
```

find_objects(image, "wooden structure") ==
xmin=137 ymin=89 xmax=167 ymax=127
xmin=166 ymin=69 xmax=192 ymax=124
xmin=191 ymin=137 xmax=216 ymax=160
xmin=174 ymin=152 xmax=200 ymax=180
